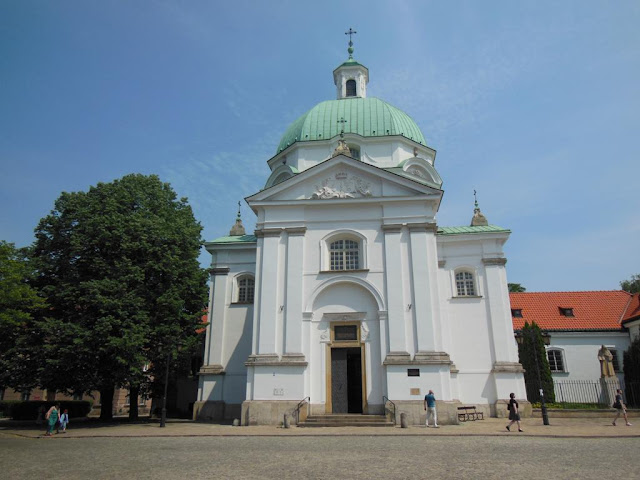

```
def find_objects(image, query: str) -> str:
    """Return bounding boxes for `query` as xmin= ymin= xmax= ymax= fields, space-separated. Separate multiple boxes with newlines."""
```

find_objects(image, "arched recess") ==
xmin=398 ymin=157 xmax=443 ymax=188
xmin=264 ymin=164 xmax=299 ymax=189
xmin=304 ymin=275 xmax=385 ymax=314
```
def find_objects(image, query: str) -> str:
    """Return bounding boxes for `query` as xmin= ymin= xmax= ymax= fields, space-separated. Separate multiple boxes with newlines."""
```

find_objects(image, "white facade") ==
xmin=195 ymin=54 xmax=526 ymax=424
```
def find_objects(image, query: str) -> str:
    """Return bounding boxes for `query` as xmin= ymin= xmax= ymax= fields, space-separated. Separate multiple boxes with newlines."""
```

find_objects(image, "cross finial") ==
xmin=345 ymin=28 xmax=357 ymax=58
xmin=473 ymin=190 xmax=479 ymax=208
xmin=237 ymin=201 xmax=241 ymax=219
xmin=337 ymin=117 xmax=347 ymax=138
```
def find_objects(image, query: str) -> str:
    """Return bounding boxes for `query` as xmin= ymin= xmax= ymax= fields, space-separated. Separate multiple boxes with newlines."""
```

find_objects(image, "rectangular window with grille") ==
xmin=547 ymin=349 xmax=565 ymax=372
xmin=238 ymin=277 xmax=255 ymax=303
xmin=330 ymin=239 xmax=359 ymax=271
xmin=455 ymin=271 xmax=475 ymax=296
xmin=610 ymin=349 xmax=621 ymax=372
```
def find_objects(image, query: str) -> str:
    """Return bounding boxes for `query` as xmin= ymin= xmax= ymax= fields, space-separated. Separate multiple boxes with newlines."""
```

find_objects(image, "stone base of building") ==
xmin=493 ymin=399 xmax=533 ymax=418
xmin=193 ymin=400 xmax=241 ymax=423
xmin=391 ymin=400 xmax=466 ymax=425
xmin=241 ymin=400 xmax=306 ymax=426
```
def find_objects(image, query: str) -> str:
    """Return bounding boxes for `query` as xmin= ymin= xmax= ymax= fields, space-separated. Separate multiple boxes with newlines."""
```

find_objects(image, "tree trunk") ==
xmin=99 ymin=386 xmax=115 ymax=421
xmin=128 ymin=385 xmax=139 ymax=421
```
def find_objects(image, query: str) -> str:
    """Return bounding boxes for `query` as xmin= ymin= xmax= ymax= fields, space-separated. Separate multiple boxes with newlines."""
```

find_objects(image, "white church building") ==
xmin=195 ymin=42 xmax=527 ymax=425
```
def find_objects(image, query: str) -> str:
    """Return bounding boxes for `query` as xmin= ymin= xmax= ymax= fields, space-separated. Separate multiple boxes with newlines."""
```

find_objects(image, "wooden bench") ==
xmin=457 ymin=406 xmax=484 ymax=421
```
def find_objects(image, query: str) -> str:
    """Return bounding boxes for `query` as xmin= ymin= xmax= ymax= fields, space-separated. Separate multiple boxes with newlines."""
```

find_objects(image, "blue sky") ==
xmin=1 ymin=0 xmax=638 ymax=292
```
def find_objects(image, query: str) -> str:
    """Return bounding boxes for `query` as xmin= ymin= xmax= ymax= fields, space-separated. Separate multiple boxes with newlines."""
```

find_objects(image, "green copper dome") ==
xmin=277 ymin=97 xmax=426 ymax=153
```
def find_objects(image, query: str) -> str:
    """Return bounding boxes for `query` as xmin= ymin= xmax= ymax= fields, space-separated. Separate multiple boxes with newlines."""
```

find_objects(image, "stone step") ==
xmin=300 ymin=421 xmax=395 ymax=427
xmin=299 ymin=414 xmax=394 ymax=428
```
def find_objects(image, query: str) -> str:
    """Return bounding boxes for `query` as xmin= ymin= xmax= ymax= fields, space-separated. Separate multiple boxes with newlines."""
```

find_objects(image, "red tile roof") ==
xmin=509 ymin=291 xmax=633 ymax=331
xmin=622 ymin=293 xmax=640 ymax=324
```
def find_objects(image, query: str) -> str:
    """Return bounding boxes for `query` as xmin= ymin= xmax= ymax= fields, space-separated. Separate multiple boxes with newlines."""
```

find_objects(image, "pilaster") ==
xmin=382 ymin=224 xmax=408 ymax=354
xmin=256 ymin=230 xmax=282 ymax=354
xmin=208 ymin=267 xmax=230 ymax=367
xmin=284 ymin=227 xmax=305 ymax=356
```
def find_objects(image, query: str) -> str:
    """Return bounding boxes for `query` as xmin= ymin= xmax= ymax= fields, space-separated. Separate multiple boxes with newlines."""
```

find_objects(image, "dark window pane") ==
xmin=334 ymin=325 xmax=358 ymax=341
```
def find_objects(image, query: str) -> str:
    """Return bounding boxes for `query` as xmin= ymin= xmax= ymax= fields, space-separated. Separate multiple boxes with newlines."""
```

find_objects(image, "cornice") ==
xmin=209 ymin=267 xmax=230 ymax=276
xmin=482 ymin=257 xmax=507 ymax=266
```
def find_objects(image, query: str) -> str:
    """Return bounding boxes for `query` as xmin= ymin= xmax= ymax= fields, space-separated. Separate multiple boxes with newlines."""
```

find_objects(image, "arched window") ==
xmin=348 ymin=144 xmax=360 ymax=160
xmin=321 ymin=231 xmax=368 ymax=272
xmin=546 ymin=348 xmax=565 ymax=372
xmin=273 ymin=172 xmax=291 ymax=186
xmin=455 ymin=271 xmax=476 ymax=296
xmin=235 ymin=275 xmax=255 ymax=304
xmin=330 ymin=239 xmax=359 ymax=271
xmin=346 ymin=79 xmax=356 ymax=97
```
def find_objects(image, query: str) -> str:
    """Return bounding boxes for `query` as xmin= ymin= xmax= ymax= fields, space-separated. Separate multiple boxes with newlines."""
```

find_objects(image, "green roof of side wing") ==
xmin=437 ymin=225 xmax=510 ymax=235
xmin=277 ymin=97 xmax=427 ymax=153
xmin=207 ymin=235 xmax=257 ymax=244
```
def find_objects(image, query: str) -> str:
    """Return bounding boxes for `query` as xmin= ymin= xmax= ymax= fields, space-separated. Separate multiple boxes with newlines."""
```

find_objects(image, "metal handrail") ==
xmin=294 ymin=396 xmax=310 ymax=424
xmin=383 ymin=396 xmax=397 ymax=425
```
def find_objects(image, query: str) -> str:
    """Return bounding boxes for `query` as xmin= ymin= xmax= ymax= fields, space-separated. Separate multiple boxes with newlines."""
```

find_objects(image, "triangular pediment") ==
xmin=247 ymin=155 xmax=442 ymax=203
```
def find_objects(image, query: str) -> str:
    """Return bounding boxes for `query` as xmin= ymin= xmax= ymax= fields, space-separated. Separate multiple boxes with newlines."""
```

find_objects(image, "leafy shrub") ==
xmin=0 ymin=401 xmax=21 ymax=418
xmin=9 ymin=401 xmax=92 ymax=420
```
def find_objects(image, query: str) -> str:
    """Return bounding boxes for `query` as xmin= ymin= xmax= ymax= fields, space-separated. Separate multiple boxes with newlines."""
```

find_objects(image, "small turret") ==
xmin=333 ymin=27 xmax=369 ymax=99
xmin=229 ymin=201 xmax=246 ymax=236
xmin=470 ymin=191 xmax=489 ymax=226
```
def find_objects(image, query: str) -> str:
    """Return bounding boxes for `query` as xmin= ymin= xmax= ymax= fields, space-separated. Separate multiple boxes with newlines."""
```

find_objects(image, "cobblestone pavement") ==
xmin=0 ymin=418 xmax=637 ymax=479
xmin=0 ymin=434 xmax=638 ymax=479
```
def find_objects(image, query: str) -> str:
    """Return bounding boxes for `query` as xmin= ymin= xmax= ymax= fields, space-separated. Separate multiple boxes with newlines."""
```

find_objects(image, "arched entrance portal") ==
xmin=309 ymin=278 xmax=383 ymax=414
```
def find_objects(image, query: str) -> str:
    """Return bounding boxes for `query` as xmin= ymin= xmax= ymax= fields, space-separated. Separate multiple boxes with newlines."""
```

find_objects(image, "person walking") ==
xmin=506 ymin=393 xmax=523 ymax=432
xmin=44 ymin=403 xmax=60 ymax=436
xmin=59 ymin=409 xmax=69 ymax=433
xmin=612 ymin=389 xmax=632 ymax=426
xmin=424 ymin=389 xmax=438 ymax=428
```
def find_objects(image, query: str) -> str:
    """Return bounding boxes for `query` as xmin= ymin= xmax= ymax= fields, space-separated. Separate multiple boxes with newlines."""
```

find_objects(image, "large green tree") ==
xmin=623 ymin=336 xmax=640 ymax=407
xmin=0 ymin=241 xmax=46 ymax=393
xmin=517 ymin=322 xmax=555 ymax=403
xmin=620 ymin=274 xmax=640 ymax=294
xmin=508 ymin=283 xmax=526 ymax=293
xmin=31 ymin=174 xmax=208 ymax=419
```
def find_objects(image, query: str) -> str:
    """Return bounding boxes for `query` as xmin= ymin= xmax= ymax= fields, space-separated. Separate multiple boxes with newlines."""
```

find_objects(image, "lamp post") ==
xmin=160 ymin=349 xmax=170 ymax=428
xmin=517 ymin=329 xmax=550 ymax=426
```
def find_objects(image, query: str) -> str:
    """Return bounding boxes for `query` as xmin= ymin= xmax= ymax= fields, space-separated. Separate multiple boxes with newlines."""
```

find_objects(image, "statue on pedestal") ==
xmin=597 ymin=345 xmax=616 ymax=378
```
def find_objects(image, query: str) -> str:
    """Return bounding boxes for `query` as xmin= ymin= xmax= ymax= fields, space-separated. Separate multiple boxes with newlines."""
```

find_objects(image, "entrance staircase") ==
xmin=298 ymin=414 xmax=394 ymax=427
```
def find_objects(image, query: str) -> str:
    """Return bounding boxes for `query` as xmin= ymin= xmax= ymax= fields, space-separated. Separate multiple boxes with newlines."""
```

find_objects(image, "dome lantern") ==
xmin=333 ymin=28 xmax=369 ymax=99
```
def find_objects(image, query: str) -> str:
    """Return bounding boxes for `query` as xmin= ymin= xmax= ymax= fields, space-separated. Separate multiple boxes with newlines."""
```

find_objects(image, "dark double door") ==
xmin=331 ymin=347 xmax=363 ymax=414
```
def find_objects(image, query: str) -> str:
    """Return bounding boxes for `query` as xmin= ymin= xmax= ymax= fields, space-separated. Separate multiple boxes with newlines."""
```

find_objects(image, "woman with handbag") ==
xmin=612 ymin=389 xmax=632 ymax=426
xmin=506 ymin=392 xmax=523 ymax=432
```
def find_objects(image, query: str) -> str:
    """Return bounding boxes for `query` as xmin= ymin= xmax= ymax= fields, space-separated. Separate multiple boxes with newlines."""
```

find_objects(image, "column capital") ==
xmin=254 ymin=228 xmax=283 ymax=238
xmin=407 ymin=222 xmax=437 ymax=233
xmin=482 ymin=257 xmax=507 ymax=266
xmin=381 ymin=224 xmax=403 ymax=233
xmin=285 ymin=227 xmax=307 ymax=236
xmin=209 ymin=267 xmax=230 ymax=276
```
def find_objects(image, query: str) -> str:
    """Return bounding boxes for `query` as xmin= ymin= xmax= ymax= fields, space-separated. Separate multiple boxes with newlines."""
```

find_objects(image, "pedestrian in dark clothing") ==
xmin=506 ymin=393 xmax=523 ymax=432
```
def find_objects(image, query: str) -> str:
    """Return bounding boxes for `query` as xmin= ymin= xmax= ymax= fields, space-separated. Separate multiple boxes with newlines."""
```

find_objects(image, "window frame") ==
xmin=233 ymin=273 xmax=255 ymax=304
xmin=511 ymin=309 xmax=523 ymax=318
xmin=346 ymin=79 xmax=357 ymax=97
xmin=609 ymin=348 xmax=621 ymax=373
xmin=546 ymin=347 xmax=566 ymax=373
xmin=321 ymin=231 xmax=368 ymax=273
xmin=453 ymin=269 xmax=478 ymax=297
xmin=347 ymin=144 xmax=361 ymax=160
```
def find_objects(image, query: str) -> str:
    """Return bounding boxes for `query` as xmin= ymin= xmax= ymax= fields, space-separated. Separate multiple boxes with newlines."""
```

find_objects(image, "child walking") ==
xmin=59 ymin=409 xmax=69 ymax=433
